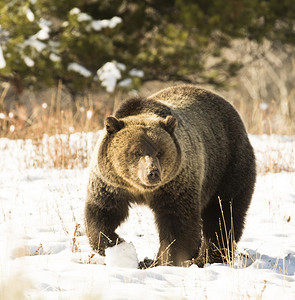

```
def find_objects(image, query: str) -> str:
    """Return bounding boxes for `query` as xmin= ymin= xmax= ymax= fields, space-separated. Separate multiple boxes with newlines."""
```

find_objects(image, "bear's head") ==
xmin=98 ymin=115 xmax=182 ymax=192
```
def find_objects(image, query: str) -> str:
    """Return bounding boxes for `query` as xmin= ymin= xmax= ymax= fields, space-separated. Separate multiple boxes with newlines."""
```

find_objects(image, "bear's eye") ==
xmin=134 ymin=151 xmax=143 ymax=158
xmin=157 ymin=151 xmax=163 ymax=158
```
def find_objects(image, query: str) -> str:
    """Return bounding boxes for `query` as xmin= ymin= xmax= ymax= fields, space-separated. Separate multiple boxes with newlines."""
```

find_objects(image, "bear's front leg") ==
xmin=156 ymin=217 xmax=201 ymax=266
xmin=151 ymin=197 xmax=202 ymax=267
xmin=85 ymin=178 xmax=130 ymax=255
xmin=85 ymin=202 xmax=127 ymax=255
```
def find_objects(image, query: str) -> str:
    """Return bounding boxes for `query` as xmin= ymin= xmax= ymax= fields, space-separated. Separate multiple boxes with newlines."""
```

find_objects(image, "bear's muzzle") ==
xmin=138 ymin=155 xmax=161 ymax=186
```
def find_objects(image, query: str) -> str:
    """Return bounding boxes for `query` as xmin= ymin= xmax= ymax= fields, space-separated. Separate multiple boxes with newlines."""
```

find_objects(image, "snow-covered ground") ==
xmin=0 ymin=133 xmax=295 ymax=299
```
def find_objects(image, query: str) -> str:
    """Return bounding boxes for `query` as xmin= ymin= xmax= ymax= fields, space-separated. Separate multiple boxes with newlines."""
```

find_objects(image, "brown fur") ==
xmin=85 ymin=85 xmax=256 ymax=267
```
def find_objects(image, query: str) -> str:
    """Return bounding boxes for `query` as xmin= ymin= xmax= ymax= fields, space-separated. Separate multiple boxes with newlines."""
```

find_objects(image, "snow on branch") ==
xmin=0 ymin=45 xmax=6 ymax=69
xmin=69 ymin=7 xmax=122 ymax=31
xmin=68 ymin=63 xmax=92 ymax=78
xmin=97 ymin=61 xmax=126 ymax=93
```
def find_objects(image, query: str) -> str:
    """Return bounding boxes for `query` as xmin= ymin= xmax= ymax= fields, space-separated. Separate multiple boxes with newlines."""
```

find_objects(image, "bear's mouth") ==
xmin=138 ymin=169 xmax=161 ymax=188
xmin=146 ymin=169 xmax=161 ymax=185
xmin=137 ymin=182 xmax=161 ymax=192
xmin=136 ymin=173 xmax=162 ymax=191
xmin=137 ymin=155 xmax=162 ymax=188
xmin=139 ymin=177 xmax=161 ymax=188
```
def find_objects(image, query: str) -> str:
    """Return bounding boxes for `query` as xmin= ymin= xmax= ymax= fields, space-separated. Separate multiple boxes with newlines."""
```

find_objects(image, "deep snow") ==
xmin=0 ymin=133 xmax=295 ymax=299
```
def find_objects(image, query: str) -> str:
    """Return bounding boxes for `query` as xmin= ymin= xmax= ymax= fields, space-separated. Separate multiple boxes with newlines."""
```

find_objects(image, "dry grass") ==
xmin=0 ymin=82 xmax=107 ymax=140
xmin=2 ymin=95 xmax=294 ymax=137
xmin=215 ymin=198 xmax=236 ymax=266
xmin=1 ymin=77 xmax=294 ymax=140
xmin=0 ymin=83 xmax=104 ymax=168
xmin=230 ymin=96 xmax=294 ymax=136
xmin=71 ymin=223 xmax=82 ymax=253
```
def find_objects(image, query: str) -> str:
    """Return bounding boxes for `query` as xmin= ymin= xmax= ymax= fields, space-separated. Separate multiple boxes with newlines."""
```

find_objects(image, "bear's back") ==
xmin=115 ymin=85 xmax=232 ymax=119
xmin=149 ymin=85 xmax=247 ymax=135
xmin=149 ymin=85 xmax=233 ymax=115
xmin=114 ymin=96 xmax=173 ymax=119
xmin=148 ymin=84 xmax=202 ymax=108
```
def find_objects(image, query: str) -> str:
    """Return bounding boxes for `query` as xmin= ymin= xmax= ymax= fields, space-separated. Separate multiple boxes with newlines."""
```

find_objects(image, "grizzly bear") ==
xmin=85 ymin=85 xmax=256 ymax=267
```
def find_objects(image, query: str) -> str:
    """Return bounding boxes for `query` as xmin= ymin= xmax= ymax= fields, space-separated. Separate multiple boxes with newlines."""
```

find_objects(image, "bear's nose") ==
xmin=147 ymin=169 xmax=161 ymax=184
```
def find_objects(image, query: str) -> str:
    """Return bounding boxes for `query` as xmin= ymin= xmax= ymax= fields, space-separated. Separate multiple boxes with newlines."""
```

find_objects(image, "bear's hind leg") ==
xmin=196 ymin=188 xmax=252 ymax=267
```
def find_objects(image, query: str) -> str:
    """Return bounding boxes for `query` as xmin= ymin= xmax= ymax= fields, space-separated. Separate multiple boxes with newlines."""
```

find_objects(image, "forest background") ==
xmin=0 ymin=0 xmax=295 ymax=140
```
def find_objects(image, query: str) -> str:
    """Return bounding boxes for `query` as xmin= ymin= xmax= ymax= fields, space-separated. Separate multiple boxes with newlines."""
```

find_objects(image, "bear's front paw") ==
xmin=105 ymin=242 xmax=138 ymax=268
xmin=193 ymin=250 xmax=225 ymax=267
xmin=191 ymin=256 xmax=206 ymax=268
xmin=138 ymin=257 xmax=156 ymax=269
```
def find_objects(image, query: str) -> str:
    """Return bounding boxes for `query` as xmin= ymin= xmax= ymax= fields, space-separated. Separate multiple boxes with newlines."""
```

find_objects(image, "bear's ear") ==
xmin=105 ymin=116 xmax=124 ymax=134
xmin=160 ymin=115 xmax=177 ymax=134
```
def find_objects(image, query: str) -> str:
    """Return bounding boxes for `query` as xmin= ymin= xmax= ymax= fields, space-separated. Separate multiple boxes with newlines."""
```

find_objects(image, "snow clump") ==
xmin=105 ymin=242 xmax=139 ymax=268
xmin=97 ymin=61 xmax=126 ymax=93
xmin=68 ymin=62 xmax=92 ymax=78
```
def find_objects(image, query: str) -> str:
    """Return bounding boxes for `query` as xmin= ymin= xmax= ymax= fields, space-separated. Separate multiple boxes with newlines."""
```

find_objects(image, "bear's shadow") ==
xmin=237 ymin=250 xmax=295 ymax=277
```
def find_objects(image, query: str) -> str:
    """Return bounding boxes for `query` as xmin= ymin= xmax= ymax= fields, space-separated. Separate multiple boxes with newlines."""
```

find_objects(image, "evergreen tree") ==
xmin=0 ymin=0 xmax=295 ymax=96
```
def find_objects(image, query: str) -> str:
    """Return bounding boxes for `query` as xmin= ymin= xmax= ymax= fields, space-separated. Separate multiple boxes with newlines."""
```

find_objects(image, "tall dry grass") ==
xmin=220 ymin=39 xmax=295 ymax=136
xmin=0 ymin=82 xmax=105 ymax=169
xmin=0 ymin=82 xmax=107 ymax=140
xmin=1 ymin=81 xmax=294 ymax=139
xmin=228 ymin=84 xmax=294 ymax=136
